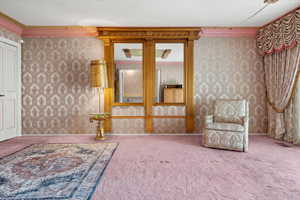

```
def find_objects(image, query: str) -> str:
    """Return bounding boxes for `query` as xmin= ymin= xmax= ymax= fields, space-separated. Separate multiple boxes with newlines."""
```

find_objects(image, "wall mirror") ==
xmin=155 ymin=43 xmax=184 ymax=104
xmin=113 ymin=43 xmax=144 ymax=103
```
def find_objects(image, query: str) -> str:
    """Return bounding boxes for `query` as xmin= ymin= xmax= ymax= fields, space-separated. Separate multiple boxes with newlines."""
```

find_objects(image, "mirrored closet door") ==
xmin=154 ymin=43 xmax=184 ymax=104
xmin=113 ymin=43 xmax=144 ymax=104
xmin=98 ymin=27 xmax=200 ymax=133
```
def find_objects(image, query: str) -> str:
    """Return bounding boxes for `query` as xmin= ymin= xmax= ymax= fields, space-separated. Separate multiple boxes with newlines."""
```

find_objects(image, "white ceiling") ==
xmin=1 ymin=0 xmax=299 ymax=27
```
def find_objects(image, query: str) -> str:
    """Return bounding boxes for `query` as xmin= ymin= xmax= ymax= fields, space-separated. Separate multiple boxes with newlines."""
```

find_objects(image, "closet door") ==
xmin=0 ymin=41 xmax=20 ymax=141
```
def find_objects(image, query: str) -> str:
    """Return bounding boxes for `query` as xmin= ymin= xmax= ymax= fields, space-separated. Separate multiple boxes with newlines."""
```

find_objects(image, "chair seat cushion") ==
xmin=206 ymin=122 xmax=245 ymax=132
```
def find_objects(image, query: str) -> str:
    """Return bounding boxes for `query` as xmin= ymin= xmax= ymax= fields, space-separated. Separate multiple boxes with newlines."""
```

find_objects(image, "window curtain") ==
xmin=264 ymin=45 xmax=300 ymax=143
xmin=257 ymin=8 xmax=300 ymax=143
xmin=294 ymin=77 xmax=300 ymax=144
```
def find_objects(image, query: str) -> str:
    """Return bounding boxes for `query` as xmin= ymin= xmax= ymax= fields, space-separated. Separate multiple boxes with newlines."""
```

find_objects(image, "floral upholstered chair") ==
xmin=203 ymin=99 xmax=249 ymax=152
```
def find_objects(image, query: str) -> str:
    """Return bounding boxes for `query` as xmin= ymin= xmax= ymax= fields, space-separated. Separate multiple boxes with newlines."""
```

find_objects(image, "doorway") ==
xmin=0 ymin=37 xmax=21 ymax=141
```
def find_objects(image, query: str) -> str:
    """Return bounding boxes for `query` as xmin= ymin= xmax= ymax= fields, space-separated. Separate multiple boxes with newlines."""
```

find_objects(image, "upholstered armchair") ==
xmin=203 ymin=99 xmax=249 ymax=152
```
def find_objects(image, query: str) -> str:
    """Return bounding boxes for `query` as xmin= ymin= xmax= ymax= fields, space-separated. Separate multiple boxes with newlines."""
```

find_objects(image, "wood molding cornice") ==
xmin=0 ymin=12 xmax=24 ymax=36
xmin=22 ymin=26 xmax=98 ymax=37
xmin=200 ymin=27 xmax=258 ymax=37
xmin=97 ymin=28 xmax=197 ymax=133
xmin=0 ymin=12 xmax=25 ymax=28
xmin=97 ymin=27 xmax=202 ymax=40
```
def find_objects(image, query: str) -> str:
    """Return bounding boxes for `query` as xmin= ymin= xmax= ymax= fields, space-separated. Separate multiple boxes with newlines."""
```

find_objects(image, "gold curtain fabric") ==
xmin=282 ymin=76 xmax=300 ymax=144
xmin=294 ymin=79 xmax=300 ymax=144
xmin=264 ymin=45 xmax=300 ymax=141
xmin=257 ymin=7 xmax=300 ymax=143
xmin=256 ymin=8 xmax=300 ymax=55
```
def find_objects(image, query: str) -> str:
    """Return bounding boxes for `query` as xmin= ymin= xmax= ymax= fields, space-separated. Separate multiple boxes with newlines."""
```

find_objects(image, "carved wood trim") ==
xmin=98 ymin=27 xmax=200 ymax=133
xmin=98 ymin=27 xmax=201 ymax=40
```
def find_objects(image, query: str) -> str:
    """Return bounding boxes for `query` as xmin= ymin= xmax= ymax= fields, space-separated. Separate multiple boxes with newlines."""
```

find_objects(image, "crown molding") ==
xmin=1 ymin=7 xmax=299 ymax=38
xmin=0 ymin=12 xmax=259 ymax=38
xmin=97 ymin=27 xmax=202 ymax=40
xmin=22 ymin=27 xmax=258 ymax=38
xmin=0 ymin=11 xmax=258 ymax=38
xmin=200 ymin=27 xmax=258 ymax=37
xmin=0 ymin=12 xmax=24 ymax=35
xmin=22 ymin=26 xmax=98 ymax=38
xmin=0 ymin=12 xmax=25 ymax=27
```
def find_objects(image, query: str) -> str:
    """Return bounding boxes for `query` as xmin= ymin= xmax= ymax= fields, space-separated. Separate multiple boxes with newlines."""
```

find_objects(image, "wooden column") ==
xmin=185 ymin=39 xmax=195 ymax=133
xmin=103 ymin=39 xmax=113 ymax=132
xmin=144 ymin=39 xmax=155 ymax=133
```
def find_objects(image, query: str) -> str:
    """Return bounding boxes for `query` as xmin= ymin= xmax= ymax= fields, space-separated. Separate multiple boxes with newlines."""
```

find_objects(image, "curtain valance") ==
xmin=256 ymin=8 xmax=300 ymax=55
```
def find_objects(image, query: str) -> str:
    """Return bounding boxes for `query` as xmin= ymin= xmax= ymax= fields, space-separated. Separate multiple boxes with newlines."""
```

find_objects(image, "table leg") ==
xmin=96 ymin=120 xmax=105 ymax=140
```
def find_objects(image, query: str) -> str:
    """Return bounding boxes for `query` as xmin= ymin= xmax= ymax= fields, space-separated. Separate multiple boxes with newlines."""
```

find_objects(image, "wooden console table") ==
xmin=89 ymin=113 xmax=111 ymax=140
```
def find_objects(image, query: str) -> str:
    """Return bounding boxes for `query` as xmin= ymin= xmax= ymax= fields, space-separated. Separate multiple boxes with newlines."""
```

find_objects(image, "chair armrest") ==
xmin=243 ymin=116 xmax=249 ymax=127
xmin=243 ymin=115 xmax=249 ymax=152
xmin=205 ymin=115 xmax=214 ymax=125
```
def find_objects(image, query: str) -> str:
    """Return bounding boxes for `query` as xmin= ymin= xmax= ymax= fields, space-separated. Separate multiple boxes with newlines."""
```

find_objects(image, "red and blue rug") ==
xmin=0 ymin=143 xmax=118 ymax=200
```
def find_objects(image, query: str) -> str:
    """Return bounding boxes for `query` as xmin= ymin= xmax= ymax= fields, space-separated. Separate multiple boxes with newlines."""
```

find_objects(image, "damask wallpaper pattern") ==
xmin=152 ymin=106 xmax=186 ymax=133
xmin=111 ymin=106 xmax=145 ymax=133
xmin=22 ymin=37 xmax=103 ymax=134
xmin=152 ymin=106 xmax=185 ymax=116
xmin=110 ymin=106 xmax=187 ymax=133
xmin=292 ymin=77 xmax=300 ymax=143
xmin=112 ymin=106 xmax=144 ymax=116
xmin=21 ymin=36 xmax=266 ymax=134
xmin=194 ymin=37 xmax=267 ymax=133
xmin=153 ymin=118 xmax=186 ymax=133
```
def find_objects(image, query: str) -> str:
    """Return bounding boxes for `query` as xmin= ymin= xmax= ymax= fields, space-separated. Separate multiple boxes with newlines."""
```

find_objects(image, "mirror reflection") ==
xmin=114 ymin=43 xmax=143 ymax=103
xmin=155 ymin=43 xmax=184 ymax=103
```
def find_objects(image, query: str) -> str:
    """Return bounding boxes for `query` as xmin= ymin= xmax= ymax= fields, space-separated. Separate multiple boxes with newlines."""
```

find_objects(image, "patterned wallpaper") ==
xmin=152 ymin=106 xmax=185 ymax=116
xmin=22 ymin=37 xmax=104 ymax=134
xmin=110 ymin=106 xmax=187 ymax=133
xmin=0 ymin=27 xmax=21 ymax=42
xmin=293 ymin=76 xmax=300 ymax=143
xmin=112 ymin=119 xmax=145 ymax=133
xmin=153 ymin=118 xmax=186 ymax=133
xmin=194 ymin=37 xmax=267 ymax=133
xmin=112 ymin=106 xmax=144 ymax=116
xmin=20 ymin=36 xmax=266 ymax=134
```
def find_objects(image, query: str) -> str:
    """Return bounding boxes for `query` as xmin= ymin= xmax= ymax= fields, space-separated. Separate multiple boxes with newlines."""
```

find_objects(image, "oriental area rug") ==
xmin=0 ymin=143 xmax=118 ymax=200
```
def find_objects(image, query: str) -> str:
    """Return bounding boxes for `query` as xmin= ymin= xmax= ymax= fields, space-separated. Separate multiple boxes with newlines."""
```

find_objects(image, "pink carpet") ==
xmin=1 ymin=135 xmax=300 ymax=200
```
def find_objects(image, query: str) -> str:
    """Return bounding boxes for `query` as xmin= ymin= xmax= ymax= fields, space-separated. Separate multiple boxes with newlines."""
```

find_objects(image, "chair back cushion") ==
xmin=214 ymin=99 xmax=246 ymax=125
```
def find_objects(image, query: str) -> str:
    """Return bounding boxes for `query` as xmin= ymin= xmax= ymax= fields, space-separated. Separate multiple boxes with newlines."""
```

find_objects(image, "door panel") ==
xmin=0 ymin=40 xmax=19 ymax=141
xmin=3 ymin=45 xmax=17 ymax=91
xmin=4 ymin=98 xmax=16 ymax=129
xmin=0 ymin=100 xmax=3 ymax=131
xmin=0 ymin=43 xmax=3 ymax=91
